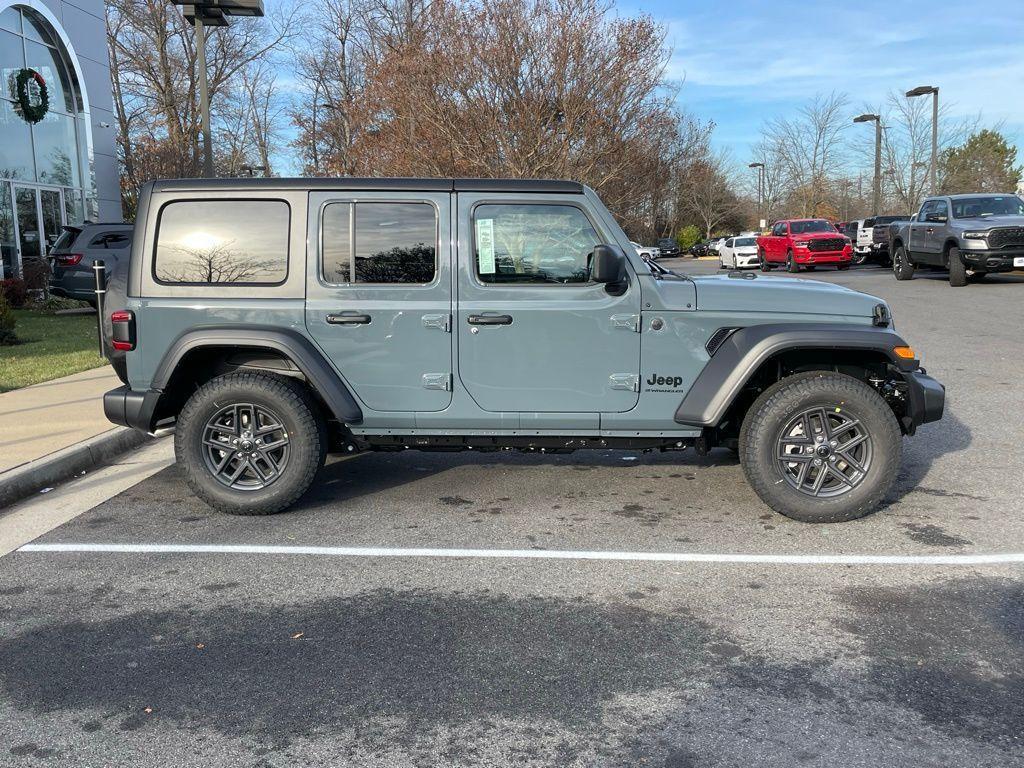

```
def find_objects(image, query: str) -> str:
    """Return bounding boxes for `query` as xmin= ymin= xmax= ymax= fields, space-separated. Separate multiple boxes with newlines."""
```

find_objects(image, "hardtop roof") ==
xmin=147 ymin=177 xmax=585 ymax=194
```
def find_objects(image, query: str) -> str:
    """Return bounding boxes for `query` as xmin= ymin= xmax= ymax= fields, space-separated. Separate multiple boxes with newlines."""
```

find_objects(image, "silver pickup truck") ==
xmin=890 ymin=193 xmax=1024 ymax=286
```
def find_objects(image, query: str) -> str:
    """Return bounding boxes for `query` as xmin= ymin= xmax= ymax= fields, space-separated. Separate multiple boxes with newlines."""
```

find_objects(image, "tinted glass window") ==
xmin=321 ymin=203 xmax=352 ymax=283
xmin=790 ymin=220 xmax=835 ymax=234
xmin=917 ymin=202 xmax=935 ymax=222
xmin=735 ymin=237 xmax=756 ymax=247
xmin=89 ymin=232 xmax=131 ymax=249
xmin=322 ymin=202 xmax=437 ymax=284
xmin=474 ymin=204 xmax=601 ymax=285
xmin=772 ymin=222 xmax=787 ymax=236
xmin=952 ymin=196 xmax=1024 ymax=218
xmin=154 ymin=200 xmax=289 ymax=284
xmin=355 ymin=203 xmax=436 ymax=283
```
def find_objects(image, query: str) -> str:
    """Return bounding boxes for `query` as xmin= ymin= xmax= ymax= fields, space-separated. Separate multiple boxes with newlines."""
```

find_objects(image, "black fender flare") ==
xmin=674 ymin=323 xmax=916 ymax=427
xmin=153 ymin=326 xmax=363 ymax=424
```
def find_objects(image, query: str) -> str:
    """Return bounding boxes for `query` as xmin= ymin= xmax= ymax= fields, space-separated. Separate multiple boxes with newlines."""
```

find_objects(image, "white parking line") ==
xmin=16 ymin=542 xmax=1024 ymax=566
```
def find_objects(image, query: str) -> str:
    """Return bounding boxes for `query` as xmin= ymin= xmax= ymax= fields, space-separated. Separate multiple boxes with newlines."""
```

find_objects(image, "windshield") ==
xmin=790 ymin=220 xmax=835 ymax=234
xmin=734 ymin=237 xmax=756 ymax=247
xmin=952 ymin=196 xmax=1024 ymax=218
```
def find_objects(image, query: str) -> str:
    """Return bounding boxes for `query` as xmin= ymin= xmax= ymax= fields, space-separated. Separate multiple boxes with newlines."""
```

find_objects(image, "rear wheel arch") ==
xmin=150 ymin=328 xmax=362 ymax=430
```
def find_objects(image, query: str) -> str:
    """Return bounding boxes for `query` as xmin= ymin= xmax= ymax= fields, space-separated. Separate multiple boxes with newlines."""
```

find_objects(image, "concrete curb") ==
xmin=0 ymin=427 xmax=154 ymax=510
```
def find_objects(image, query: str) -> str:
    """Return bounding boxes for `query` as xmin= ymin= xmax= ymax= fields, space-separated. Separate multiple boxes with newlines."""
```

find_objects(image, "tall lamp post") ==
xmin=853 ymin=114 xmax=882 ymax=217
xmin=748 ymin=162 xmax=765 ymax=230
xmin=173 ymin=0 xmax=266 ymax=178
xmin=906 ymin=85 xmax=939 ymax=194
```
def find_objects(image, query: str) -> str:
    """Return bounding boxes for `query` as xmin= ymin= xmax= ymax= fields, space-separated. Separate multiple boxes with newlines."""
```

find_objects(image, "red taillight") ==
xmin=110 ymin=310 xmax=136 ymax=352
xmin=56 ymin=253 xmax=83 ymax=266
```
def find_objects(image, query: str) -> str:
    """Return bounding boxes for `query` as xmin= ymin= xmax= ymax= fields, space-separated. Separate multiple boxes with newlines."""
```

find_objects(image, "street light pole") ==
xmin=174 ymin=0 xmax=265 ymax=179
xmin=853 ymin=114 xmax=882 ymax=217
xmin=195 ymin=17 xmax=213 ymax=178
xmin=906 ymin=85 xmax=939 ymax=194
xmin=748 ymin=162 xmax=765 ymax=229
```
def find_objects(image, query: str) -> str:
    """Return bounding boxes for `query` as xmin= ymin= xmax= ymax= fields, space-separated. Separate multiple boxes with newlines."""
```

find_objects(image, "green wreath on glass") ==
xmin=14 ymin=68 xmax=49 ymax=124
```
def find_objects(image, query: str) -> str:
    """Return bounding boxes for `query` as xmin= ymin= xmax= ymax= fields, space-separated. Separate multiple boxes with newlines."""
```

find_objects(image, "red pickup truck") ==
xmin=757 ymin=219 xmax=853 ymax=272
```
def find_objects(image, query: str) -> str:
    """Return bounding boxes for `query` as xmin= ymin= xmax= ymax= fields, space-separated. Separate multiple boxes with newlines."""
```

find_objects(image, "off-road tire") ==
xmin=738 ymin=371 xmax=901 ymax=523
xmin=759 ymin=250 xmax=772 ymax=271
xmin=175 ymin=372 xmax=326 ymax=515
xmin=948 ymin=246 xmax=967 ymax=287
xmin=892 ymin=245 xmax=914 ymax=281
xmin=787 ymin=250 xmax=799 ymax=273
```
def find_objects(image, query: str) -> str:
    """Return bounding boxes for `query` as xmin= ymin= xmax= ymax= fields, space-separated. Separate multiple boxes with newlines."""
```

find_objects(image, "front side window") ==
xmin=321 ymin=201 xmax=436 ymax=284
xmin=473 ymin=204 xmax=601 ymax=285
xmin=154 ymin=200 xmax=289 ymax=285
xmin=917 ymin=202 xmax=936 ymax=222
xmin=772 ymin=222 xmax=787 ymax=236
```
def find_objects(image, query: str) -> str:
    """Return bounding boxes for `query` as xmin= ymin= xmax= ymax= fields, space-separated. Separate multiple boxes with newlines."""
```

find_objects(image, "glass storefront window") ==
xmin=0 ymin=7 xmax=20 ymax=33
xmin=0 ymin=98 xmax=34 ymax=181
xmin=0 ymin=27 xmax=22 ymax=75
xmin=24 ymin=39 xmax=76 ymax=114
xmin=0 ymin=182 xmax=15 ymax=279
xmin=34 ymin=112 xmax=80 ymax=186
xmin=63 ymin=186 xmax=82 ymax=224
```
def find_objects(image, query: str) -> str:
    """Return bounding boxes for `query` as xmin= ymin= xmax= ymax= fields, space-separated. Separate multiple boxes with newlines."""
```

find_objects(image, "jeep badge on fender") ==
xmin=101 ymin=176 xmax=944 ymax=523
xmin=646 ymin=374 xmax=684 ymax=388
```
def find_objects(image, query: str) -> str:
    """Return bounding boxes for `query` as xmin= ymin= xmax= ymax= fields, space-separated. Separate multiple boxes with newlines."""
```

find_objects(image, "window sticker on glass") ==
xmin=476 ymin=218 xmax=496 ymax=274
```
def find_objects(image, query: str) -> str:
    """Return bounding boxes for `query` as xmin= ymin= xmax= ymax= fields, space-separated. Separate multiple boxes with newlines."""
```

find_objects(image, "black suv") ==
xmin=49 ymin=223 xmax=134 ymax=305
xmin=656 ymin=237 xmax=681 ymax=258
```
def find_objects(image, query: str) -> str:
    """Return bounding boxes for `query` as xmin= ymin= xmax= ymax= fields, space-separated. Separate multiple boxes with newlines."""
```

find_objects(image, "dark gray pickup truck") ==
xmin=891 ymin=193 xmax=1024 ymax=286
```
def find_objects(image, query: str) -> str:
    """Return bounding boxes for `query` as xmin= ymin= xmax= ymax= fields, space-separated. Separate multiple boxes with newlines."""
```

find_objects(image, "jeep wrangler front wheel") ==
xmin=175 ymin=372 xmax=326 ymax=515
xmin=738 ymin=372 xmax=901 ymax=523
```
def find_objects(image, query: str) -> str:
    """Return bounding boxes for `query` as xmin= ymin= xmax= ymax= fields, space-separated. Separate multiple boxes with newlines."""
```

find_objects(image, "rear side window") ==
xmin=321 ymin=201 xmax=437 ymax=284
xmin=473 ymin=203 xmax=601 ymax=285
xmin=89 ymin=232 xmax=131 ymax=249
xmin=153 ymin=200 xmax=289 ymax=285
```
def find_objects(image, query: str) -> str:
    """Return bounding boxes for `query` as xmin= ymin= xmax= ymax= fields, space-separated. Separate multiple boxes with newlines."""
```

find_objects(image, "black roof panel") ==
xmin=148 ymin=177 xmax=584 ymax=194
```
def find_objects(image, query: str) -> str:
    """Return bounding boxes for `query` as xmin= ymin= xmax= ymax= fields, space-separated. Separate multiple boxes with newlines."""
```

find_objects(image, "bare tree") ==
xmin=676 ymin=148 xmax=745 ymax=238
xmin=762 ymin=93 xmax=849 ymax=218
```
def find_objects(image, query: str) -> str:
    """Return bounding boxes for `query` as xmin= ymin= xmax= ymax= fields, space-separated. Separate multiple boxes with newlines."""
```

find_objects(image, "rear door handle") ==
xmin=467 ymin=314 xmax=513 ymax=326
xmin=326 ymin=313 xmax=371 ymax=325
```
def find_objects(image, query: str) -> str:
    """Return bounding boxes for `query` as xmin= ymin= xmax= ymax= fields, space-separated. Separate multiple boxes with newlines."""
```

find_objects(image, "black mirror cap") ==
xmin=591 ymin=244 xmax=627 ymax=284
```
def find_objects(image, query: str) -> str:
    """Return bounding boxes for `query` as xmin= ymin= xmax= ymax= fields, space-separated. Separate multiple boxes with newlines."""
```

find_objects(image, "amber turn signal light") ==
xmin=893 ymin=346 xmax=915 ymax=359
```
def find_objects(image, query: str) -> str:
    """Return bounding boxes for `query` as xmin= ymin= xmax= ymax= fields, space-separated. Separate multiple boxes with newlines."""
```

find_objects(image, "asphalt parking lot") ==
xmin=1 ymin=259 xmax=1022 ymax=767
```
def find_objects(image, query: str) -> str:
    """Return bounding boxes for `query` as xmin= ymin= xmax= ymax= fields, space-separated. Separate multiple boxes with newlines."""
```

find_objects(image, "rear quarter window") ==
xmin=153 ymin=200 xmax=290 ymax=285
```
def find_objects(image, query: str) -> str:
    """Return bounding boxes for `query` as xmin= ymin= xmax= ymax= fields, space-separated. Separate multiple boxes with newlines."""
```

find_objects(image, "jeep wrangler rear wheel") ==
xmin=175 ymin=372 xmax=326 ymax=515
xmin=738 ymin=371 xmax=901 ymax=523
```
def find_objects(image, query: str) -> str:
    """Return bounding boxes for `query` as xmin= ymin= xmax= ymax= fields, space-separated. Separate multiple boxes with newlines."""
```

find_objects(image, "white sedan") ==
xmin=718 ymin=236 xmax=760 ymax=269
xmin=630 ymin=241 xmax=661 ymax=260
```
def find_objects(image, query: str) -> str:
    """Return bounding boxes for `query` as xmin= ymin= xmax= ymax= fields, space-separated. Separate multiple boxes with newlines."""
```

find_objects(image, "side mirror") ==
xmin=590 ymin=244 xmax=627 ymax=284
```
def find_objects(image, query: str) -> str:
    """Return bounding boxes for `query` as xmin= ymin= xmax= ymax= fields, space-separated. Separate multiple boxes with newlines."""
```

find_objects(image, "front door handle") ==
xmin=467 ymin=314 xmax=513 ymax=326
xmin=326 ymin=313 xmax=371 ymax=325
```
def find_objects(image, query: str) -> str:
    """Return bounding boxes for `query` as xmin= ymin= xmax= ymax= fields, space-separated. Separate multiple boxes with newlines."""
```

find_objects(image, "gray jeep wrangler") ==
xmin=102 ymin=178 xmax=944 ymax=523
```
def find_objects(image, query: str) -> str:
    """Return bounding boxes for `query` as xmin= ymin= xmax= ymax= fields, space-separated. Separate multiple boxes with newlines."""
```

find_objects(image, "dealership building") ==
xmin=1 ymin=0 xmax=119 ymax=279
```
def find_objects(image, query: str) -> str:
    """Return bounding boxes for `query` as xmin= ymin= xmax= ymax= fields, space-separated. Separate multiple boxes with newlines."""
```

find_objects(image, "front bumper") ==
xmin=735 ymin=253 xmax=759 ymax=268
xmin=104 ymin=386 xmax=162 ymax=433
xmin=959 ymin=248 xmax=1024 ymax=272
xmin=793 ymin=250 xmax=852 ymax=264
xmin=901 ymin=371 xmax=945 ymax=434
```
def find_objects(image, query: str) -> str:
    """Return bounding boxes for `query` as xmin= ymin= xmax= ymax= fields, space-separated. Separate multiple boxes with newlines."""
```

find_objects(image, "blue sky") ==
xmin=627 ymin=0 xmax=1024 ymax=163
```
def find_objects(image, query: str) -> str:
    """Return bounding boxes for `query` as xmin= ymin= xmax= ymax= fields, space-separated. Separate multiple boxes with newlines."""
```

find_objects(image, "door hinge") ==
xmin=610 ymin=313 xmax=640 ymax=332
xmin=422 ymin=373 xmax=452 ymax=391
xmin=609 ymin=373 xmax=639 ymax=392
xmin=422 ymin=313 xmax=451 ymax=333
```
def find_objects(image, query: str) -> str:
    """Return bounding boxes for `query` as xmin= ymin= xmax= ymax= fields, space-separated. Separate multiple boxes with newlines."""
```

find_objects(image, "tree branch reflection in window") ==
xmin=322 ymin=201 xmax=437 ymax=284
xmin=154 ymin=200 xmax=289 ymax=284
